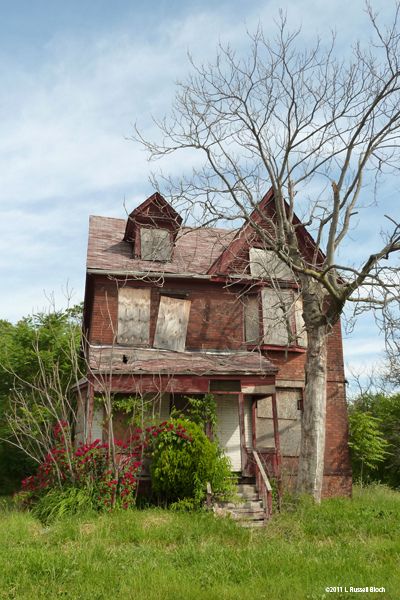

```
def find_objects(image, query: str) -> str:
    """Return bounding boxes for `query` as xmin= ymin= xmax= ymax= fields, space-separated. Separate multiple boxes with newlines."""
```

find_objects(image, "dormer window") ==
xmin=140 ymin=227 xmax=172 ymax=261
xmin=123 ymin=192 xmax=182 ymax=262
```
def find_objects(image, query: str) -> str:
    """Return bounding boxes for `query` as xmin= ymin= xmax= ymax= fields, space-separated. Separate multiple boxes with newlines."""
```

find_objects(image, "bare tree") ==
xmin=135 ymin=5 xmax=400 ymax=501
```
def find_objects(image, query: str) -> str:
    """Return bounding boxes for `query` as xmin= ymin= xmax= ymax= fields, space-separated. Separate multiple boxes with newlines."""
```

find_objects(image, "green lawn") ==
xmin=0 ymin=485 xmax=399 ymax=600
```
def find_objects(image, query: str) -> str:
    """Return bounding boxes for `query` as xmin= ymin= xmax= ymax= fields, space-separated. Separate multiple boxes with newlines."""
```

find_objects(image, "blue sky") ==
xmin=0 ymin=0 xmax=397 ymax=390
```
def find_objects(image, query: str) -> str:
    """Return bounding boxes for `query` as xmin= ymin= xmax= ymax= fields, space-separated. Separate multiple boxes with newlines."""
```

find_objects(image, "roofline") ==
xmin=86 ymin=268 xmax=212 ymax=279
xmin=89 ymin=369 xmax=276 ymax=376
xmin=86 ymin=268 xmax=293 ymax=284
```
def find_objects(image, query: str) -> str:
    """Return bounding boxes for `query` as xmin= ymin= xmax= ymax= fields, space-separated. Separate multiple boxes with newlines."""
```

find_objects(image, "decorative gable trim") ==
xmin=123 ymin=192 xmax=182 ymax=242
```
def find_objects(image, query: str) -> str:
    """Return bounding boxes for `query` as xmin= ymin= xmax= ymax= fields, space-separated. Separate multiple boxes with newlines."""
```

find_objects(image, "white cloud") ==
xmin=0 ymin=0 xmax=397 ymax=326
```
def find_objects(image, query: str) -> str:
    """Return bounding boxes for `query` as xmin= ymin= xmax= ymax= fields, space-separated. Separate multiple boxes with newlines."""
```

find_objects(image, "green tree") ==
xmin=0 ymin=305 xmax=83 ymax=494
xmin=349 ymin=393 xmax=400 ymax=488
xmin=348 ymin=409 xmax=389 ymax=487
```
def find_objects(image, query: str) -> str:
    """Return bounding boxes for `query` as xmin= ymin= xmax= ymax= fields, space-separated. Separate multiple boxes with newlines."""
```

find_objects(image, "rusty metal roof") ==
xmin=87 ymin=215 xmax=236 ymax=275
xmin=88 ymin=345 xmax=277 ymax=376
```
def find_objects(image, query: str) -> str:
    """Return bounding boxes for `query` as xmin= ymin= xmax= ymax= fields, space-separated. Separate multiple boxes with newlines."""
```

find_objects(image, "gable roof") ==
xmin=207 ymin=188 xmax=325 ymax=275
xmin=87 ymin=215 xmax=236 ymax=275
xmin=87 ymin=188 xmax=324 ymax=278
xmin=123 ymin=192 xmax=183 ymax=242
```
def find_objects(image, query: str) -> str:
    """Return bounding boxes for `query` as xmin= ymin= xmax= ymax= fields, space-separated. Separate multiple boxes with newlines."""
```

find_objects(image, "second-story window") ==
xmin=244 ymin=288 xmax=307 ymax=347
xmin=153 ymin=295 xmax=191 ymax=352
xmin=117 ymin=287 xmax=151 ymax=345
xmin=140 ymin=227 xmax=172 ymax=261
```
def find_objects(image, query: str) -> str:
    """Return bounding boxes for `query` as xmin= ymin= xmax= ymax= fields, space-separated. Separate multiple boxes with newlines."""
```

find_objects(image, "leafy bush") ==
xmin=150 ymin=418 xmax=233 ymax=506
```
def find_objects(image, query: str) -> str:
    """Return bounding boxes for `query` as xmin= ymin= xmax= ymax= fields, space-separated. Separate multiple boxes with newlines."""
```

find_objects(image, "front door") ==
xmin=215 ymin=394 xmax=242 ymax=471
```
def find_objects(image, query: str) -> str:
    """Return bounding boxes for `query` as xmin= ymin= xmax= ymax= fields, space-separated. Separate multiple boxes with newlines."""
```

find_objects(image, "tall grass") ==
xmin=0 ymin=485 xmax=399 ymax=600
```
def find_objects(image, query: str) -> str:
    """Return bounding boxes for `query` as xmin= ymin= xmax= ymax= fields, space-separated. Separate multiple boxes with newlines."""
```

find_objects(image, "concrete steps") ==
xmin=213 ymin=481 xmax=266 ymax=527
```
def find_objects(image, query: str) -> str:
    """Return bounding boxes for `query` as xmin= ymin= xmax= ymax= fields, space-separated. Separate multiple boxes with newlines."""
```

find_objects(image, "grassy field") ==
xmin=0 ymin=485 xmax=399 ymax=600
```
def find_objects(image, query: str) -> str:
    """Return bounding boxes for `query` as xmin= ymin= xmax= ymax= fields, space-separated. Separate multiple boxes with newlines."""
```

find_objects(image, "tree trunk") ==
xmin=296 ymin=323 xmax=328 ymax=502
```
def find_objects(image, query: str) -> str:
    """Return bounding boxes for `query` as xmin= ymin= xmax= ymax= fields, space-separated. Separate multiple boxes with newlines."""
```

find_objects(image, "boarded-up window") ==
xmin=261 ymin=288 xmax=293 ymax=346
xmin=255 ymin=389 xmax=302 ymax=456
xmin=140 ymin=228 xmax=172 ymax=261
xmin=244 ymin=295 xmax=260 ymax=343
xmin=154 ymin=296 xmax=191 ymax=352
xmin=117 ymin=288 xmax=151 ymax=345
xmin=249 ymin=247 xmax=293 ymax=280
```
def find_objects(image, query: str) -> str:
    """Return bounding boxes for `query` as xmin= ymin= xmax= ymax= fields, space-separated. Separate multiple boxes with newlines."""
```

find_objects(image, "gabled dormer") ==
xmin=123 ymin=192 xmax=182 ymax=261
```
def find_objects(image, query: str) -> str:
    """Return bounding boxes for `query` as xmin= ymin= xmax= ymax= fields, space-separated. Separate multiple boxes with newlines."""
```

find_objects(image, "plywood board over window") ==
xmin=244 ymin=295 xmax=260 ymax=343
xmin=261 ymin=288 xmax=293 ymax=346
xmin=249 ymin=247 xmax=293 ymax=280
xmin=117 ymin=288 xmax=151 ymax=345
xmin=154 ymin=296 xmax=191 ymax=352
xmin=140 ymin=228 xmax=172 ymax=261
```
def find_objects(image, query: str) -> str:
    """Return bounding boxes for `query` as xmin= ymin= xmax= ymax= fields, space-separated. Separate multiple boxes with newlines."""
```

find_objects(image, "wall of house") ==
xmin=87 ymin=274 xmax=351 ymax=497
xmin=88 ymin=276 xmax=244 ymax=350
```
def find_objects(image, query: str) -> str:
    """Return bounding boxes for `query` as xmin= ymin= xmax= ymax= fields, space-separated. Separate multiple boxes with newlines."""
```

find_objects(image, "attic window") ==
xmin=249 ymin=247 xmax=292 ymax=280
xmin=140 ymin=228 xmax=172 ymax=261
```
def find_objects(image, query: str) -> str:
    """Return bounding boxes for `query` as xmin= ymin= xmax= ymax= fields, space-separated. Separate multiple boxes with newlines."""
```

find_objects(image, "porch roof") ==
xmin=88 ymin=345 xmax=277 ymax=377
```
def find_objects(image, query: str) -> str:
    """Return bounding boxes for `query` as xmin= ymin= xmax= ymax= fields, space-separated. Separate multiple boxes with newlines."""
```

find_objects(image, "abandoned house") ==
xmin=77 ymin=189 xmax=352 ymax=508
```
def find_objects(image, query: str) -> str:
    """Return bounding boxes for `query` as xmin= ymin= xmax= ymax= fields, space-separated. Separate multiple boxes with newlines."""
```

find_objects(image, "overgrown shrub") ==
xmin=18 ymin=420 xmax=143 ymax=520
xmin=150 ymin=418 xmax=233 ymax=506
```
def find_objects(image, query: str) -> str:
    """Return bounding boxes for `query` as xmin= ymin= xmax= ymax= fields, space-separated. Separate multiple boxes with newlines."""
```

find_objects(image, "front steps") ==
xmin=213 ymin=481 xmax=266 ymax=527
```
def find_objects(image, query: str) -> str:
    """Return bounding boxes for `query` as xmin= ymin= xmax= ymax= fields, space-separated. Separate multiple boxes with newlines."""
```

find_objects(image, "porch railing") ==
xmin=252 ymin=449 xmax=273 ymax=520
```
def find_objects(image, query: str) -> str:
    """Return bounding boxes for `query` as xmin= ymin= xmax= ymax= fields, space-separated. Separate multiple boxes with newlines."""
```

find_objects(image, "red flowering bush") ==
xmin=19 ymin=417 xmax=232 ymax=518
xmin=20 ymin=420 xmax=143 ymax=515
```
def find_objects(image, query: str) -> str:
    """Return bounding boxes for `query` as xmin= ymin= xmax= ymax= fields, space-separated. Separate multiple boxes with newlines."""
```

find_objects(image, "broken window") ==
xmin=249 ymin=247 xmax=293 ymax=280
xmin=117 ymin=287 xmax=151 ymax=345
xmin=140 ymin=227 xmax=172 ymax=261
xmin=153 ymin=295 xmax=191 ymax=352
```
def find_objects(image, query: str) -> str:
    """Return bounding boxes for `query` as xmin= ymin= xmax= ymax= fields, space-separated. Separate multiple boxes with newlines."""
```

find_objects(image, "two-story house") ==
xmin=77 ymin=190 xmax=351 ymax=499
